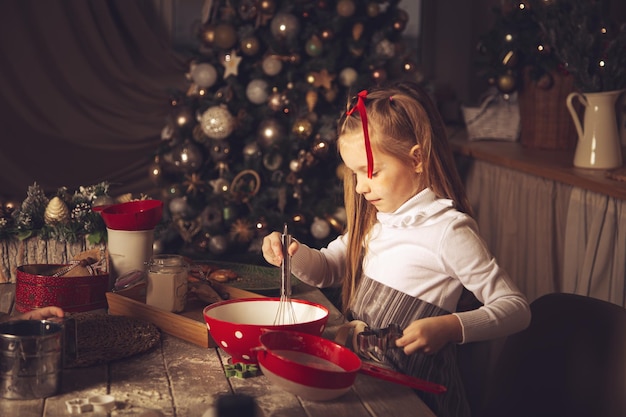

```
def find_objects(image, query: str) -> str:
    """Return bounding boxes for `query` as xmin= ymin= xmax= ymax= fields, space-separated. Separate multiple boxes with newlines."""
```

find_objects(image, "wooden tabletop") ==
xmin=0 ymin=283 xmax=436 ymax=417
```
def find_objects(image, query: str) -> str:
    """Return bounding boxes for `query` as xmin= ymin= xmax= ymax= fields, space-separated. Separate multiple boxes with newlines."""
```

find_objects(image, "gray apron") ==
xmin=349 ymin=276 xmax=471 ymax=417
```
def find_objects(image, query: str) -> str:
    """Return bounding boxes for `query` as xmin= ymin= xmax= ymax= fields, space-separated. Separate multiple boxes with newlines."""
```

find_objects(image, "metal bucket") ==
xmin=0 ymin=320 xmax=63 ymax=399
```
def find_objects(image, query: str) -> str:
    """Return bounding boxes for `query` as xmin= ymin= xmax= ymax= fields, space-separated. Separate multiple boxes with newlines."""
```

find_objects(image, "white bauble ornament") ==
xmin=209 ymin=234 xmax=229 ymax=255
xmin=191 ymin=63 xmax=218 ymax=88
xmin=310 ymin=217 xmax=331 ymax=240
xmin=200 ymin=106 xmax=235 ymax=140
xmin=261 ymin=55 xmax=283 ymax=76
xmin=246 ymin=79 xmax=269 ymax=104
xmin=339 ymin=67 xmax=358 ymax=87
xmin=169 ymin=196 xmax=195 ymax=219
xmin=375 ymin=39 xmax=396 ymax=60
xmin=333 ymin=207 xmax=347 ymax=223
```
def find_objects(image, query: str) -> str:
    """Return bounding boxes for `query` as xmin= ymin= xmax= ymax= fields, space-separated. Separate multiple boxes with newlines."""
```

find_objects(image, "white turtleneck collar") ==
xmin=376 ymin=188 xmax=454 ymax=228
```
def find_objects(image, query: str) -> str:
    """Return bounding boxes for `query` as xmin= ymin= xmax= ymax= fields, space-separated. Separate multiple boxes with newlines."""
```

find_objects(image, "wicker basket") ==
xmin=518 ymin=67 xmax=579 ymax=150
xmin=65 ymin=312 xmax=161 ymax=368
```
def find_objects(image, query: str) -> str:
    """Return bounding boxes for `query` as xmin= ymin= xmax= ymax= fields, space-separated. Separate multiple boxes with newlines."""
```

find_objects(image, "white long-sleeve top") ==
xmin=291 ymin=188 xmax=531 ymax=344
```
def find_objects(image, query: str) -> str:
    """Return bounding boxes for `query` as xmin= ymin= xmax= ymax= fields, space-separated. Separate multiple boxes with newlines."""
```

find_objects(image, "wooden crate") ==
xmin=106 ymin=282 xmax=264 ymax=348
xmin=0 ymin=237 xmax=100 ymax=283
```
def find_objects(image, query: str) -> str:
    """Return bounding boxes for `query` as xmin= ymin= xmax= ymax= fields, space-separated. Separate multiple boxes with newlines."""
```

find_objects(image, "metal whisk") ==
xmin=274 ymin=223 xmax=297 ymax=325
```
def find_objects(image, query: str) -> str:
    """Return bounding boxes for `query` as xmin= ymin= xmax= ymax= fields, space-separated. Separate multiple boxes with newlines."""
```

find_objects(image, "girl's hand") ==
xmin=395 ymin=315 xmax=462 ymax=355
xmin=262 ymin=231 xmax=300 ymax=267
xmin=13 ymin=306 xmax=65 ymax=321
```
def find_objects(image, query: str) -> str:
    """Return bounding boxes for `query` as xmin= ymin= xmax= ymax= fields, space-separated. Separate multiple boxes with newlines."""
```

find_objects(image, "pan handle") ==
xmin=359 ymin=362 xmax=447 ymax=394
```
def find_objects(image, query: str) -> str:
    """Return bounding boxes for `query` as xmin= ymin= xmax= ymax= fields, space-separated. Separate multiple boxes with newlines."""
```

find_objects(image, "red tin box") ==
xmin=15 ymin=264 xmax=110 ymax=313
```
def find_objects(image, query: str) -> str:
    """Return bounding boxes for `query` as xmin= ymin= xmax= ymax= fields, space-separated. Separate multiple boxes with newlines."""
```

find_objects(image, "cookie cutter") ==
xmin=65 ymin=394 xmax=115 ymax=414
xmin=356 ymin=323 xmax=403 ymax=362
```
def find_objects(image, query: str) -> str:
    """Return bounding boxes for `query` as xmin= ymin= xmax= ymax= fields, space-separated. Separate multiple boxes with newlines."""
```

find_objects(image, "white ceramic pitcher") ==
xmin=106 ymin=228 xmax=154 ymax=281
xmin=566 ymin=89 xmax=624 ymax=169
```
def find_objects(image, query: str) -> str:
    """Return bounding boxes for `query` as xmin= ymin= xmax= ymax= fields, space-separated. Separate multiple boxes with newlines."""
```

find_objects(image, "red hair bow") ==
xmin=346 ymin=90 xmax=373 ymax=179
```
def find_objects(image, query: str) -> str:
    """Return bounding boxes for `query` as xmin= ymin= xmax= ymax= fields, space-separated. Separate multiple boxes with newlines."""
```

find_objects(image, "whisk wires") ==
xmin=274 ymin=223 xmax=297 ymax=325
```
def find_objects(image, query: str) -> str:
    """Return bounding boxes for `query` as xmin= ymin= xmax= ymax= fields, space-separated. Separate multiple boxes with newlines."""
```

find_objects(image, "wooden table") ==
xmin=0 ymin=283 xmax=436 ymax=417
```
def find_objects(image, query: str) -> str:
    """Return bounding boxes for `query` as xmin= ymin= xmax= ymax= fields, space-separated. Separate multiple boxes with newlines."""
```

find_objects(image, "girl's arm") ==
xmin=0 ymin=306 xmax=65 ymax=323
xmin=263 ymin=231 xmax=348 ymax=288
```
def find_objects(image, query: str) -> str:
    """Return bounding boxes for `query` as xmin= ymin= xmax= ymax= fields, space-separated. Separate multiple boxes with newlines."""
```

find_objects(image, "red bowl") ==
xmin=256 ymin=330 xmax=361 ymax=401
xmin=203 ymin=298 xmax=329 ymax=364
xmin=99 ymin=200 xmax=163 ymax=231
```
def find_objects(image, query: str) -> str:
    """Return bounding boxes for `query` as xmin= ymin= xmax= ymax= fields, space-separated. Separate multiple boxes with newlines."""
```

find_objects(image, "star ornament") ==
xmin=183 ymin=172 xmax=206 ymax=195
xmin=222 ymin=49 xmax=242 ymax=78
xmin=311 ymin=68 xmax=335 ymax=90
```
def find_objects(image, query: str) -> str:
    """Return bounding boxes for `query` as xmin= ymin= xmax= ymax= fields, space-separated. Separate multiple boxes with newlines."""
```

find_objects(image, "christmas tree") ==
xmin=476 ymin=0 xmax=626 ymax=95
xmin=151 ymin=0 xmax=420 ymax=258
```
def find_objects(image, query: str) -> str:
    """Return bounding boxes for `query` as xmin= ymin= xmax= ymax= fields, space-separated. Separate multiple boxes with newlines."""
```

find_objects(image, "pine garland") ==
xmin=0 ymin=182 xmax=111 ymax=244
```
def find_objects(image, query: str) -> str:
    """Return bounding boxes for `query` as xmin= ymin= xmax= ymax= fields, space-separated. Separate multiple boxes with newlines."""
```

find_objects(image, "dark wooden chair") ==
xmin=480 ymin=292 xmax=626 ymax=417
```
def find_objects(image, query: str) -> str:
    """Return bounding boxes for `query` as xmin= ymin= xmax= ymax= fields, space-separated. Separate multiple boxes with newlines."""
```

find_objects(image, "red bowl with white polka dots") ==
xmin=203 ymin=297 xmax=329 ymax=364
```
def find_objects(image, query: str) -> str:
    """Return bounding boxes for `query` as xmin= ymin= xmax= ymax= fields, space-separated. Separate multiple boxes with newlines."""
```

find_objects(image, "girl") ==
xmin=262 ymin=81 xmax=530 ymax=417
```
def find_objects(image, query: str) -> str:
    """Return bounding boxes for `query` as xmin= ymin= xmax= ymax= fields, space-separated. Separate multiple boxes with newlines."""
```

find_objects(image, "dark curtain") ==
xmin=0 ymin=0 xmax=187 ymax=200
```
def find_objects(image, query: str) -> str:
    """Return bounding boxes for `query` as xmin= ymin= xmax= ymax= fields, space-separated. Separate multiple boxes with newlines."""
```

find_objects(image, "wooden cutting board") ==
xmin=106 ymin=281 xmax=265 ymax=348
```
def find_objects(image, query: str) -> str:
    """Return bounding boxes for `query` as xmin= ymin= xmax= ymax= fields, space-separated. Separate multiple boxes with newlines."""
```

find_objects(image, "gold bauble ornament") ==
xmin=213 ymin=23 xmax=237 ymax=49
xmin=267 ymin=91 xmax=284 ymax=112
xmin=148 ymin=162 xmax=163 ymax=185
xmin=320 ymin=28 xmax=334 ymax=41
xmin=240 ymin=36 xmax=260 ymax=56
xmin=259 ymin=0 xmax=276 ymax=14
xmin=366 ymin=2 xmax=380 ymax=17
xmin=371 ymin=67 xmax=387 ymax=84
xmin=311 ymin=138 xmax=330 ymax=158
xmin=392 ymin=9 xmax=409 ymax=32
xmin=292 ymin=118 xmax=313 ymax=140
xmin=44 ymin=196 xmax=70 ymax=225
xmin=337 ymin=0 xmax=356 ymax=17
xmin=326 ymin=214 xmax=345 ymax=234
xmin=496 ymin=73 xmax=517 ymax=94
xmin=257 ymin=118 xmax=285 ymax=148
xmin=199 ymin=25 xmax=216 ymax=46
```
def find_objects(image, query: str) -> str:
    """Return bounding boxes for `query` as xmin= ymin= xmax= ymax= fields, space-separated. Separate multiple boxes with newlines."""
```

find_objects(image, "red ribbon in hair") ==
xmin=346 ymin=90 xmax=373 ymax=178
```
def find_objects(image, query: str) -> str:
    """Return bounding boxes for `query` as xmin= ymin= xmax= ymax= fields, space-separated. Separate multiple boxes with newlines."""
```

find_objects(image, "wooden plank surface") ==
xmin=448 ymin=129 xmax=626 ymax=201
xmin=0 ymin=281 xmax=437 ymax=417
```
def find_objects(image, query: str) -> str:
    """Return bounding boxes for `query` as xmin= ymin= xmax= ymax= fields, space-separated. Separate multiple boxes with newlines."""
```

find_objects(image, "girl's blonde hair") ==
xmin=336 ymin=81 xmax=472 ymax=313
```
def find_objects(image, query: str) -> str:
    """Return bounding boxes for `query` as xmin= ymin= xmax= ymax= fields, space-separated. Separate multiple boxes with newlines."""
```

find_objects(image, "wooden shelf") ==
xmin=447 ymin=128 xmax=626 ymax=201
